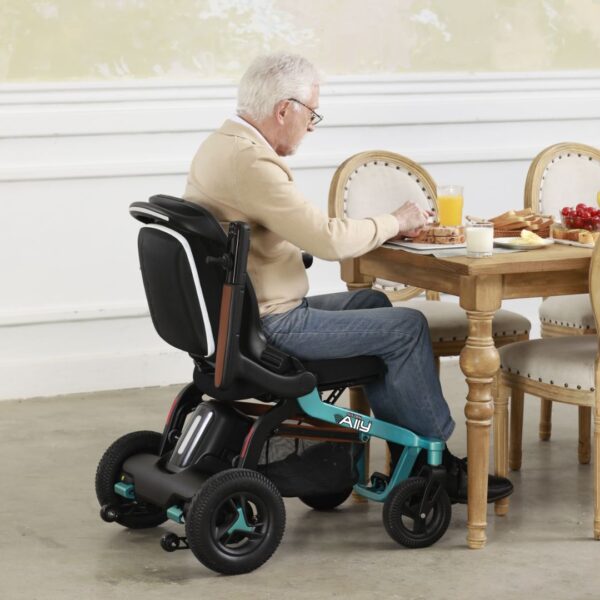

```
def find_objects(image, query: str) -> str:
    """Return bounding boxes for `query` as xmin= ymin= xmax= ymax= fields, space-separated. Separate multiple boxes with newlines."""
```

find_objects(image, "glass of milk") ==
xmin=466 ymin=222 xmax=494 ymax=257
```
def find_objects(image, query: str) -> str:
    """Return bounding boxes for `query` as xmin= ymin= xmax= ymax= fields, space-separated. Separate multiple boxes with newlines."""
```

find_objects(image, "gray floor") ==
xmin=1 ymin=360 xmax=599 ymax=600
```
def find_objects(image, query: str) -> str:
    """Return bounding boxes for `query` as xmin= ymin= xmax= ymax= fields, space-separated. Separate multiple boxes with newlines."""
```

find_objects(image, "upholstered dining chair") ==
xmin=523 ymin=142 xmax=600 ymax=460
xmin=328 ymin=150 xmax=531 ymax=473
xmin=494 ymin=238 xmax=600 ymax=538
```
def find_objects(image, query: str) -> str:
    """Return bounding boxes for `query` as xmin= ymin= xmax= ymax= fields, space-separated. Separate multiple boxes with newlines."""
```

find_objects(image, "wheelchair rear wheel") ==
xmin=382 ymin=476 xmax=451 ymax=548
xmin=95 ymin=430 xmax=167 ymax=529
xmin=299 ymin=488 xmax=352 ymax=510
xmin=185 ymin=468 xmax=285 ymax=575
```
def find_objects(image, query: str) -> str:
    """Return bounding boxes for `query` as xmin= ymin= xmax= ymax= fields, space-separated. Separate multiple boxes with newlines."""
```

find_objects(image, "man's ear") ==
xmin=275 ymin=100 xmax=289 ymax=124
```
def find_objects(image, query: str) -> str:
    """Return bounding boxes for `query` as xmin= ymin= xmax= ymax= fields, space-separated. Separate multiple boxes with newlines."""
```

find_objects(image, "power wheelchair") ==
xmin=95 ymin=194 xmax=451 ymax=575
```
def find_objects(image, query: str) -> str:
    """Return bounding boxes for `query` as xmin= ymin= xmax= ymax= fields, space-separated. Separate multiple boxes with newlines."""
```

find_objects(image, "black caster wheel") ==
xmin=100 ymin=504 xmax=118 ymax=523
xmin=299 ymin=488 xmax=352 ymax=511
xmin=185 ymin=469 xmax=285 ymax=575
xmin=383 ymin=476 xmax=451 ymax=548
xmin=95 ymin=430 xmax=167 ymax=529
xmin=161 ymin=533 xmax=181 ymax=552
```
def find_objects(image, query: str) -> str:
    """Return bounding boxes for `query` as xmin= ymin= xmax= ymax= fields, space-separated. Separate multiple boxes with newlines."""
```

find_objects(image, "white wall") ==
xmin=1 ymin=71 xmax=600 ymax=400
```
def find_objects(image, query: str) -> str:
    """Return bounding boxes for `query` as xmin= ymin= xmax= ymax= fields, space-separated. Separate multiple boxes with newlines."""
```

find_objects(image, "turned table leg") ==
xmin=459 ymin=275 xmax=501 ymax=549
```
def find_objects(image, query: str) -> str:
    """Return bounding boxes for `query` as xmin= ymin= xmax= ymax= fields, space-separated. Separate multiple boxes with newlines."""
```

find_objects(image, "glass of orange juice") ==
xmin=597 ymin=191 xmax=600 ymax=207
xmin=437 ymin=185 xmax=464 ymax=226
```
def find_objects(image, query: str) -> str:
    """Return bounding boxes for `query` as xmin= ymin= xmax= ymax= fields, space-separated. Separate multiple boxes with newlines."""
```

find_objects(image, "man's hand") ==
xmin=390 ymin=201 xmax=432 ymax=239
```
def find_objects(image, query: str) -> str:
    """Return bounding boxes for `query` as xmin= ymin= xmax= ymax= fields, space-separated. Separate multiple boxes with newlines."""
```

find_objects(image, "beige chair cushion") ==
xmin=345 ymin=161 xmax=434 ymax=218
xmin=394 ymin=300 xmax=530 ymax=342
xmin=499 ymin=336 xmax=597 ymax=391
xmin=539 ymin=294 xmax=595 ymax=330
xmin=537 ymin=152 xmax=600 ymax=217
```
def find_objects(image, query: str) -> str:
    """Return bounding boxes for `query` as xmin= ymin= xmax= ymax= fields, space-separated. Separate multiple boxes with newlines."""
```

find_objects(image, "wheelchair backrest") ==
xmin=130 ymin=195 xmax=226 ymax=358
xmin=130 ymin=195 xmax=316 ymax=397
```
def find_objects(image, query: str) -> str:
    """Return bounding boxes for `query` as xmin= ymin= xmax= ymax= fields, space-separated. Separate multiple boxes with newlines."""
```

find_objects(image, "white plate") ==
xmin=553 ymin=238 xmax=594 ymax=249
xmin=493 ymin=237 xmax=554 ymax=250
xmin=388 ymin=240 xmax=466 ymax=251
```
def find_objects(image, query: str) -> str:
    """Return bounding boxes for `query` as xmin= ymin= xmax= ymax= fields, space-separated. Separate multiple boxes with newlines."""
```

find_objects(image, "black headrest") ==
xmin=129 ymin=195 xmax=226 ymax=245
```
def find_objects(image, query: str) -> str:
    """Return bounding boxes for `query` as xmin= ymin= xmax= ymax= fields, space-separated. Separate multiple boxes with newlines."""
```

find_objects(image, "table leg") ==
xmin=494 ymin=377 xmax=509 ymax=516
xmin=459 ymin=308 xmax=500 ymax=549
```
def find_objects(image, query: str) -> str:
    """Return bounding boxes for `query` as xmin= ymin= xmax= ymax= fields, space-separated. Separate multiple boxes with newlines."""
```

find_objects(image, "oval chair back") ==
xmin=328 ymin=150 xmax=437 ymax=301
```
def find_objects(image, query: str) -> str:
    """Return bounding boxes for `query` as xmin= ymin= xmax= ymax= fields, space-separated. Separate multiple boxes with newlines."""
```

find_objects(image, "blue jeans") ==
xmin=261 ymin=289 xmax=455 ymax=441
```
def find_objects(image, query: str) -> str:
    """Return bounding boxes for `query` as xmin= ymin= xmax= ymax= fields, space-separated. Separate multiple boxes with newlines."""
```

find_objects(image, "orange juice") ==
xmin=597 ymin=191 xmax=600 ymax=207
xmin=437 ymin=194 xmax=464 ymax=226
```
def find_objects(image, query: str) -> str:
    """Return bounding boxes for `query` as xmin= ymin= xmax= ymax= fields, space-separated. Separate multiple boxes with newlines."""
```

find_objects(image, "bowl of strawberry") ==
xmin=561 ymin=204 xmax=600 ymax=231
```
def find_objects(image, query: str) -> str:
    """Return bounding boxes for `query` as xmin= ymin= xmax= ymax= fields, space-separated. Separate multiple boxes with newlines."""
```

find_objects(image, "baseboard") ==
xmin=0 ymin=348 xmax=191 ymax=401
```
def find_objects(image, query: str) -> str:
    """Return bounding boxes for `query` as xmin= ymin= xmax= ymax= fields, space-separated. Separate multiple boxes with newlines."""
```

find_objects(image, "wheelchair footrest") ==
xmin=369 ymin=472 xmax=390 ymax=491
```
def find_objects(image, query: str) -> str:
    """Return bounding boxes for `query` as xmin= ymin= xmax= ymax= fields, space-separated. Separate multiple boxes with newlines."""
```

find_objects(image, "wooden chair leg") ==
xmin=509 ymin=389 xmax=525 ymax=471
xmin=594 ymin=401 xmax=600 ymax=540
xmin=494 ymin=379 xmax=509 ymax=516
xmin=539 ymin=399 xmax=552 ymax=441
xmin=579 ymin=406 xmax=592 ymax=465
xmin=349 ymin=386 xmax=370 ymax=502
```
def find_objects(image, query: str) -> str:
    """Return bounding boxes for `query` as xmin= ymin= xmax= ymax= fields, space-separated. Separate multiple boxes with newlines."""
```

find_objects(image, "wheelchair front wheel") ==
xmin=382 ymin=476 xmax=451 ymax=548
xmin=95 ymin=430 xmax=167 ymax=529
xmin=185 ymin=469 xmax=285 ymax=575
xmin=299 ymin=488 xmax=352 ymax=511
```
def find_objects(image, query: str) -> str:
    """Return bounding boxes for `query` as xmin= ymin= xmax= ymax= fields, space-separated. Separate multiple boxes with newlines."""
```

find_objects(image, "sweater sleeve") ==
xmin=233 ymin=149 xmax=399 ymax=261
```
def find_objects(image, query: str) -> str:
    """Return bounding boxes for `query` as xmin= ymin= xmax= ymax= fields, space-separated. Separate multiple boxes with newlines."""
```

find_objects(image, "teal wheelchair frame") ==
xmin=298 ymin=388 xmax=445 ymax=502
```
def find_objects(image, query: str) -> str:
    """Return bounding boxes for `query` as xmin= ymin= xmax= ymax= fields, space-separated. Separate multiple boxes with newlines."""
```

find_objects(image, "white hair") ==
xmin=236 ymin=53 xmax=321 ymax=121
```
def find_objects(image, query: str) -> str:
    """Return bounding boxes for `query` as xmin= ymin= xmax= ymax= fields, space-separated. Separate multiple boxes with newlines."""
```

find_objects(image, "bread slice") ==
xmin=551 ymin=225 xmax=598 ymax=244
xmin=407 ymin=225 xmax=464 ymax=244
xmin=551 ymin=224 xmax=568 ymax=239
xmin=432 ymin=226 xmax=464 ymax=237
xmin=435 ymin=235 xmax=465 ymax=244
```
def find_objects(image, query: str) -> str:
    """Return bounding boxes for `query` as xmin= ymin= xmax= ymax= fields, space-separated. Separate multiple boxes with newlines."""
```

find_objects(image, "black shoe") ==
xmin=444 ymin=455 xmax=513 ymax=505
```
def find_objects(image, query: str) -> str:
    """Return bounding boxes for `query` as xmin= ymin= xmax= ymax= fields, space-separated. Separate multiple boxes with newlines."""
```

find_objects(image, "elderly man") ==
xmin=184 ymin=52 xmax=512 ymax=504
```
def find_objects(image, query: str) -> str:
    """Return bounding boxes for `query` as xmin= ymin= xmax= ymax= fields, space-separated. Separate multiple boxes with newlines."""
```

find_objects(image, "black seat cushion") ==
xmin=302 ymin=356 xmax=385 ymax=390
xmin=193 ymin=355 xmax=385 ymax=401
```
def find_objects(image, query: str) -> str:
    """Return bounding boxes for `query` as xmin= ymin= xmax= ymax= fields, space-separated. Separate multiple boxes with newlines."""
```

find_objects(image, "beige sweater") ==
xmin=184 ymin=120 xmax=399 ymax=316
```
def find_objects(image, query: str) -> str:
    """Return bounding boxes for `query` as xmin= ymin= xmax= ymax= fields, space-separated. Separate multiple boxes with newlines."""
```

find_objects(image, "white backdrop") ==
xmin=1 ymin=71 xmax=600 ymax=400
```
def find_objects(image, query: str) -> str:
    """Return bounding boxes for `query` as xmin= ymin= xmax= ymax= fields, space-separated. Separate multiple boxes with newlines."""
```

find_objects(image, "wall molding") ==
xmin=2 ymin=70 xmax=600 ymax=99
xmin=2 ymin=71 xmax=600 ymax=138
xmin=0 ymin=146 xmax=558 ymax=183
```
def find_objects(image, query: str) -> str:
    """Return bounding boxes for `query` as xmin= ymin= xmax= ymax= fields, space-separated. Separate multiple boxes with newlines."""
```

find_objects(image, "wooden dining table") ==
xmin=355 ymin=242 xmax=593 ymax=548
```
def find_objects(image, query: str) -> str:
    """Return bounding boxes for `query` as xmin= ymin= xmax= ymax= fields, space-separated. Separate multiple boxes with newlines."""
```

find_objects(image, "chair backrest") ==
xmin=329 ymin=150 xmax=437 ymax=220
xmin=589 ymin=234 xmax=600 ymax=335
xmin=130 ymin=195 xmax=316 ymax=397
xmin=328 ymin=150 xmax=438 ymax=300
xmin=524 ymin=142 xmax=600 ymax=219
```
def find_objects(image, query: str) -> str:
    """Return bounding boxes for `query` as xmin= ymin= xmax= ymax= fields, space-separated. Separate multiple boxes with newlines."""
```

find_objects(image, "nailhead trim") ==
xmin=538 ymin=152 xmax=600 ymax=214
xmin=433 ymin=328 xmax=530 ymax=342
xmin=501 ymin=366 xmax=595 ymax=391
xmin=539 ymin=316 xmax=592 ymax=329
xmin=342 ymin=160 xmax=436 ymax=216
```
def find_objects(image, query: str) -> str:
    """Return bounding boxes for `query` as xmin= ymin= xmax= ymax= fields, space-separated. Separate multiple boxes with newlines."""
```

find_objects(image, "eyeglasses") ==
xmin=287 ymin=98 xmax=323 ymax=126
